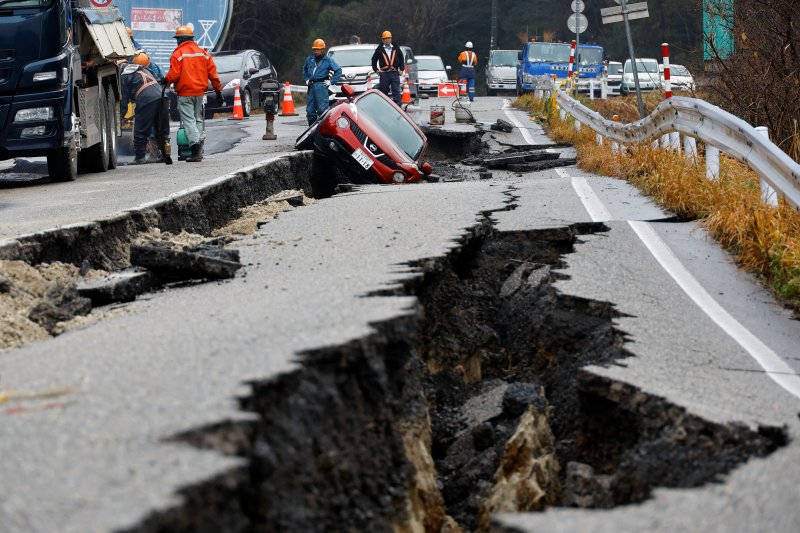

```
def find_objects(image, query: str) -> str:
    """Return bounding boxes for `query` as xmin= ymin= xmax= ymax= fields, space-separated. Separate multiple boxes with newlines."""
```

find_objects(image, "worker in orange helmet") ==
xmin=371 ymin=30 xmax=405 ymax=105
xmin=302 ymin=39 xmax=342 ymax=125
xmin=163 ymin=25 xmax=222 ymax=162
xmin=458 ymin=41 xmax=478 ymax=102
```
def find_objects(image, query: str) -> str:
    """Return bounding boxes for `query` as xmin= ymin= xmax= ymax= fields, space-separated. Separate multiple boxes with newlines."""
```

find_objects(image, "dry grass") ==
xmin=514 ymin=95 xmax=800 ymax=305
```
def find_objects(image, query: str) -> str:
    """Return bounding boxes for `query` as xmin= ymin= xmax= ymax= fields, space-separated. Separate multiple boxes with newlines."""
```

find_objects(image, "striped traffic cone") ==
xmin=459 ymin=79 xmax=467 ymax=96
xmin=281 ymin=81 xmax=298 ymax=116
xmin=229 ymin=86 xmax=246 ymax=120
xmin=401 ymin=82 xmax=411 ymax=104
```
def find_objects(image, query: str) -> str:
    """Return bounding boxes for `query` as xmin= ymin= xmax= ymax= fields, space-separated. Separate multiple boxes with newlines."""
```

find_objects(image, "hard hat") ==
xmin=381 ymin=31 xmax=392 ymax=39
xmin=465 ymin=41 xmax=473 ymax=49
xmin=132 ymin=53 xmax=150 ymax=66
xmin=312 ymin=38 xmax=326 ymax=50
xmin=126 ymin=27 xmax=133 ymax=38
xmin=174 ymin=25 xmax=194 ymax=38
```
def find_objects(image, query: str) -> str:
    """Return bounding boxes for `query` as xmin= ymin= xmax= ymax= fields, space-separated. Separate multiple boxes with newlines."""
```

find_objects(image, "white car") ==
xmin=327 ymin=43 xmax=418 ymax=98
xmin=620 ymin=58 xmax=661 ymax=95
xmin=606 ymin=61 xmax=623 ymax=95
xmin=416 ymin=55 xmax=450 ymax=95
xmin=660 ymin=63 xmax=696 ymax=92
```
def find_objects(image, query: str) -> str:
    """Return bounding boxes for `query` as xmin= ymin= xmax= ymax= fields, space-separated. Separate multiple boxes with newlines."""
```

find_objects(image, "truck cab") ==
xmin=0 ymin=0 xmax=134 ymax=181
xmin=516 ymin=41 xmax=604 ymax=94
xmin=485 ymin=49 xmax=518 ymax=96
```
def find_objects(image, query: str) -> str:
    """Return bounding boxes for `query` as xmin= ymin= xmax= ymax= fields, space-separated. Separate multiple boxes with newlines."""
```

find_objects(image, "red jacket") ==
xmin=165 ymin=41 xmax=222 ymax=97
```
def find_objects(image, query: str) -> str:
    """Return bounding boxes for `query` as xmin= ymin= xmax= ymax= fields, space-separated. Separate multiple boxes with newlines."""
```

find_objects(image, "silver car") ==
xmin=620 ymin=58 xmax=661 ymax=95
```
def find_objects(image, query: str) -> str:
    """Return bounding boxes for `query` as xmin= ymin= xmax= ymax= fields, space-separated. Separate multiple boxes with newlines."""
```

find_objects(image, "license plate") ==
xmin=351 ymin=148 xmax=374 ymax=170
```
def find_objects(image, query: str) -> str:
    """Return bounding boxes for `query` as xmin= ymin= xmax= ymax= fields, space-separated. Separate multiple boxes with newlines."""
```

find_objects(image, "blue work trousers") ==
xmin=306 ymin=82 xmax=331 ymax=125
xmin=460 ymin=66 xmax=476 ymax=101
xmin=379 ymin=70 xmax=402 ymax=105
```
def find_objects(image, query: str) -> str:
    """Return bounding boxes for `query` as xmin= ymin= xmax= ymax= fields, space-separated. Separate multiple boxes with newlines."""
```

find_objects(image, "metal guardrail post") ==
xmin=706 ymin=145 xmax=720 ymax=180
xmin=684 ymin=136 xmax=698 ymax=162
xmin=755 ymin=126 xmax=778 ymax=206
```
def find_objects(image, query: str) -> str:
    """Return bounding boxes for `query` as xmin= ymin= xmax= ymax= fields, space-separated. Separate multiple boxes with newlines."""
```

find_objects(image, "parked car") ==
xmin=328 ymin=44 xmax=418 ymax=99
xmin=606 ymin=61 xmax=623 ymax=95
xmin=168 ymin=49 xmax=278 ymax=120
xmin=659 ymin=63 xmax=696 ymax=92
xmin=486 ymin=49 xmax=519 ymax=95
xmin=620 ymin=58 xmax=661 ymax=95
xmin=416 ymin=55 xmax=450 ymax=95
xmin=295 ymin=85 xmax=432 ymax=184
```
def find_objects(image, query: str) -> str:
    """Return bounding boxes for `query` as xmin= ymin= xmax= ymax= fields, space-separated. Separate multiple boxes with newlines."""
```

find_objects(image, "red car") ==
xmin=296 ymin=85 xmax=433 ymax=184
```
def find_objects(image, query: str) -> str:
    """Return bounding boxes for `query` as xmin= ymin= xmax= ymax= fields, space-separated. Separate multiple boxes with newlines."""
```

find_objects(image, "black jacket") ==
xmin=121 ymin=64 xmax=162 ymax=107
xmin=371 ymin=44 xmax=405 ymax=72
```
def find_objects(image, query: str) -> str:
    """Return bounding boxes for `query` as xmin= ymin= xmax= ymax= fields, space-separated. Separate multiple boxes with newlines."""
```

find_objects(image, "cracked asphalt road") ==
xmin=1 ymin=97 xmax=799 ymax=532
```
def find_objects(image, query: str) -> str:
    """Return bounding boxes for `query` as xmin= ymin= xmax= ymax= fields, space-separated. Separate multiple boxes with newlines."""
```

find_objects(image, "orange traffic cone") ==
xmin=459 ymin=80 xmax=467 ymax=96
xmin=401 ymin=82 xmax=411 ymax=104
xmin=281 ymin=81 xmax=298 ymax=116
xmin=229 ymin=85 xmax=246 ymax=120
xmin=366 ymin=77 xmax=374 ymax=91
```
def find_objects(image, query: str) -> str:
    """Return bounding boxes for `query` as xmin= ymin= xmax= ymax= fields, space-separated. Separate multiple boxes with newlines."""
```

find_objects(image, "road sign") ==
xmin=571 ymin=0 xmax=585 ymax=13
xmin=437 ymin=83 xmax=458 ymax=97
xmin=568 ymin=13 xmax=588 ymax=34
xmin=602 ymin=2 xmax=650 ymax=24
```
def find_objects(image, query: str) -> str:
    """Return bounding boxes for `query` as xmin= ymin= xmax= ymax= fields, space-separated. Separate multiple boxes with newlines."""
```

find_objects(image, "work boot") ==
xmin=131 ymin=146 xmax=147 ymax=165
xmin=185 ymin=143 xmax=203 ymax=162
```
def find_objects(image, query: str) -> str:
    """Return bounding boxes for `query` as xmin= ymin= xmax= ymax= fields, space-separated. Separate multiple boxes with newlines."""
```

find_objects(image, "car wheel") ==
xmin=243 ymin=89 xmax=252 ymax=117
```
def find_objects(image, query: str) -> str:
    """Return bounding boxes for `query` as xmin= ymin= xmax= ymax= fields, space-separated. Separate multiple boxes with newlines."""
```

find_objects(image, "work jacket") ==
xmin=458 ymin=50 xmax=478 ymax=68
xmin=165 ymin=40 xmax=222 ymax=97
xmin=372 ymin=44 xmax=405 ymax=72
xmin=303 ymin=54 xmax=343 ymax=85
xmin=121 ymin=64 xmax=162 ymax=107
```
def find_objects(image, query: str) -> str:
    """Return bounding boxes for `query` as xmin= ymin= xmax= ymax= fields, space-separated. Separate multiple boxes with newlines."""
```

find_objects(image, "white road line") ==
xmin=568 ymin=170 xmax=800 ymax=401
xmin=502 ymin=99 xmax=534 ymax=145
xmin=629 ymin=220 xmax=800 ymax=401
xmin=570 ymin=177 xmax=613 ymax=222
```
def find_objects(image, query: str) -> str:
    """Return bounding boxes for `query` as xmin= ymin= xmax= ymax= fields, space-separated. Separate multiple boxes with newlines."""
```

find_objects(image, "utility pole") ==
xmin=490 ymin=0 xmax=498 ymax=51
xmin=621 ymin=0 xmax=645 ymax=118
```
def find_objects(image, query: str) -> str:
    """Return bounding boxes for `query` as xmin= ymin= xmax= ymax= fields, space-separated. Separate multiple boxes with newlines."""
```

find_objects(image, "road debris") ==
xmin=130 ymin=241 xmax=242 ymax=281
xmin=77 ymin=270 xmax=156 ymax=306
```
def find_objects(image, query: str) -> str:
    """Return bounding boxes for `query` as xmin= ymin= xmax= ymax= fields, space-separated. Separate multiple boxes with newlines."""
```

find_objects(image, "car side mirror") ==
xmin=421 ymin=162 xmax=433 ymax=175
xmin=249 ymin=68 xmax=260 ymax=75
xmin=446 ymin=65 xmax=452 ymax=71
xmin=406 ymin=58 xmax=415 ymax=65
xmin=342 ymin=84 xmax=355 ymax=99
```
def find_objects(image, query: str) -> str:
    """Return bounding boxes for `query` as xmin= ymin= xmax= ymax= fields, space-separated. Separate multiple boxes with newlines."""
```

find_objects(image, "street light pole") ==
xmin=621 ymin=0 xmax=646 ymax=118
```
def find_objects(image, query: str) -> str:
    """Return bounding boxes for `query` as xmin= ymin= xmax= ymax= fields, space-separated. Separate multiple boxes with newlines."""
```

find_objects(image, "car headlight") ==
xmin=15 ymin=106 xmax=54 ymax=122
xmin=392 ymin=171 xmax=405 ymax=183
xmin=336 ymin=116 xmax=350 ymax=129
xmin=223 ymin=78 xmax=241 ymax=90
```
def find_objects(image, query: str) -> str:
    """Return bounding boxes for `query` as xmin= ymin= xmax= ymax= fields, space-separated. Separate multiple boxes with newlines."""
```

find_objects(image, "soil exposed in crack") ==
xmin=125 ymin=218 xmax=787 ymax=533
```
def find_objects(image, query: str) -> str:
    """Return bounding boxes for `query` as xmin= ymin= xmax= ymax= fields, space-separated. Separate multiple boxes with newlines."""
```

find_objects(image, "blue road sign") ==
xmin=111 ymin=0 xmax=233 ymax=70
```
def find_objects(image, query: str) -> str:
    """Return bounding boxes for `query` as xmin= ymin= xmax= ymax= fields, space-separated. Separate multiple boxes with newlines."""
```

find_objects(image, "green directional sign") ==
xmin=703 ymin=0 xmax=735 ymax=60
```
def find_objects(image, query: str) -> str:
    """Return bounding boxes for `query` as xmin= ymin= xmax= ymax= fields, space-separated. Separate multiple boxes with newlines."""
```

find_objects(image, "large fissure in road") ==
xmin=127 ymin=218 xmax=786 ymax=533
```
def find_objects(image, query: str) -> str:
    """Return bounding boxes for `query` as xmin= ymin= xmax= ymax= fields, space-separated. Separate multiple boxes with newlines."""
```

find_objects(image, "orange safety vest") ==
xmin=381 ymin=48 xmax=398 ymax=72
xmin=459 ymin=51 xmax=477 ymax=68
xmin=135 ymin=69 xmax=159 ymax=99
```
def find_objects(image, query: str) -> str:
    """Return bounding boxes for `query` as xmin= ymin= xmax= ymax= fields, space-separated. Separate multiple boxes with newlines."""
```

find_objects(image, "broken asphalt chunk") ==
xmin=130 ymin=241 xmax=242 ymax=281
xmin=77 ymin=270 xmax=156 ymax=306
xmin=490 ymin=118 xmax=514 ymax=133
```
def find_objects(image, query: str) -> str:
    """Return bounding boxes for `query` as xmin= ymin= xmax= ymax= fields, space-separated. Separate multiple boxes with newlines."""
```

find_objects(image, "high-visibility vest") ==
xmin=135 ymin=69 xmax=159 ymax=99
xmin=381 ymin=48 xmax=398 ymax=71
xmin=461 ymin=51 xmax=476 ymax=68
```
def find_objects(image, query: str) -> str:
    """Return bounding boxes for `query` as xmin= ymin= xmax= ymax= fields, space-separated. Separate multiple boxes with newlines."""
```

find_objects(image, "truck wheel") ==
xmin=47 ymin=145 xmax=79 ymax=182
xmin=106 ymin=88 xmax=119 ymax=170
xmin=80 ymin=84 xmax=110 ymax=173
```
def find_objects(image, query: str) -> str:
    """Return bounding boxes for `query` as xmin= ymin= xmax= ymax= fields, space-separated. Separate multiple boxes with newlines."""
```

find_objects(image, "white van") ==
xmin=327 ymin=43 xmax=418 ymax=98
xmin=620 ymin=58 xmax=661 ymax=95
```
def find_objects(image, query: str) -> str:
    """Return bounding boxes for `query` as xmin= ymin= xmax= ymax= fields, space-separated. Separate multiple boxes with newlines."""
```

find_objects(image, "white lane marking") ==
xmin=629 ymin=220 xmax=800 ymax=401
xmin=502 ymin=99 xmax=534 ymax=145
xmin=571 ymin=177 xmax=613 ymax=222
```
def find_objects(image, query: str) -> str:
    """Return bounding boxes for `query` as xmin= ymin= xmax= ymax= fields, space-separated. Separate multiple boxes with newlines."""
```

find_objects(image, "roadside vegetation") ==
xmin=514 ymin=93 xmax=800 ymax=309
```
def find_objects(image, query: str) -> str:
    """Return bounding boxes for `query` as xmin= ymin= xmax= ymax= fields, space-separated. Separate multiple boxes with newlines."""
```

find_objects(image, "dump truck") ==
xmin=0 ymin=0 xmax=136 ymax=181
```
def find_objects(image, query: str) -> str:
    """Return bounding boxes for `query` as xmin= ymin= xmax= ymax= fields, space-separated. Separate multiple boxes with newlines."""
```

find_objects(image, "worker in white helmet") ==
xmin=457 ymin=41 xmax=478 ymax=102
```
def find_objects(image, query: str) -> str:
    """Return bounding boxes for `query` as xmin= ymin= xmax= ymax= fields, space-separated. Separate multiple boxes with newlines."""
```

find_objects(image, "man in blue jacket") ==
xmin=303 ymin=39 xmax=342 ymax=125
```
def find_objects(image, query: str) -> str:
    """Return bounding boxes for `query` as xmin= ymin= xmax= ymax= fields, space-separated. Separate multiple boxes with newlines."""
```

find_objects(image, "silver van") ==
xmin=486 ymin=49 xmax=519 ymax=95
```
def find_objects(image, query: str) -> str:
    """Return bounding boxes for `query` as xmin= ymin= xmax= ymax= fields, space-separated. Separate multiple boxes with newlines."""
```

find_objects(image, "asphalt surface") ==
xmin=1 ymin=96 xmax=799 ymax=532
xmin=0 ymin=114 xmax=310 ymax=240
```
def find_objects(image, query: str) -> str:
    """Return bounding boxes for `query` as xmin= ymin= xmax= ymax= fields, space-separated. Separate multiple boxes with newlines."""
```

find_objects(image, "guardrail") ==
xmin=552 ymin=89 xmax=800 ymax=210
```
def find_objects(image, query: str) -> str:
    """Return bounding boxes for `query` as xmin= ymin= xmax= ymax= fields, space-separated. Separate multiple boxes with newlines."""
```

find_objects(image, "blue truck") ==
xmin=516 ymin=40 xmax=605 ymax=94
xmin=0 ymin=0 xmax=135 ymax=181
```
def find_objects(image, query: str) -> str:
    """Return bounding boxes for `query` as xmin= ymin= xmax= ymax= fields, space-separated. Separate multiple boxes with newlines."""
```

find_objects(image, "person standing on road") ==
xmin=303 ymin=39 xmax=342 ymax=125
xmin=371 ymin=31 xmax=405 ymax=106
xmin=121 ymin=53 xmax=169 ymax=165
xmin=163 ymin=25 xmax=223 ymax=163
xmin=458 ymin=42 xmax=478 ymax=102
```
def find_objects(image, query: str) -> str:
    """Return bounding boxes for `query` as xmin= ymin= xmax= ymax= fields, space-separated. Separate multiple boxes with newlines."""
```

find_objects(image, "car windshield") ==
xmin=490 ymin=51 xmax=518 ymax=67
xmin=0 ymin=0 xmax=52 ymax=7
xmin=608 ymin=63 xmax=623 ymax=75
xmin=213 ymin=55 xmax=244 ymax=73
xmin=417 ymin=57 xmax=445 ymax=71
xmin=356 ymin=92 xmax=424 ymax=160
xmin=526 ymin=42 xmax=571 ymax=63
xmin=671 ymin=65 xmax=691 ymax=76
xmin=576 ymin=47 xmax=603 ymax=66
xmin=328 ymin=49 xmax=373 ymax=68
xmin=624 ymin=60 xmax=659 ymax=73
